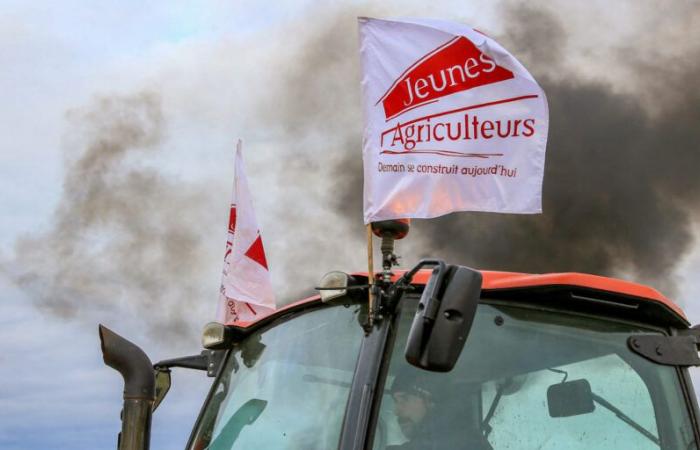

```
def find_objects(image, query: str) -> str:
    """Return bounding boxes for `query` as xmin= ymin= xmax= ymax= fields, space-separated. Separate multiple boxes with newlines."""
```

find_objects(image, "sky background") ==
xmin=2 ymin=1 xmax=700 ymax=449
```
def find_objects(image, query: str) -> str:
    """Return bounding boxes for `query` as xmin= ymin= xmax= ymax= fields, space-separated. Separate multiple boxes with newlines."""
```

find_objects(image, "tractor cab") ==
xmin=101 ymin=258 xmax=700 ymax=450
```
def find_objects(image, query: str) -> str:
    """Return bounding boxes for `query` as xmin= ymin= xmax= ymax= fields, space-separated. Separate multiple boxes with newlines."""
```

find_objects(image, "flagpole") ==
xmin=366 ymin=223 xmax=375 ymax=327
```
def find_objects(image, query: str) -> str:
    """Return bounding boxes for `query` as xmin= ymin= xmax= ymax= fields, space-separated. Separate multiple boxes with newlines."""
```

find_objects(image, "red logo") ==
xmin=245 ymin=235 xmax=269 ymax=270
xmin=228 ymin=204 xmax=237 ymax=234
xmin=377 ymin=36 xmax=514 ymax=120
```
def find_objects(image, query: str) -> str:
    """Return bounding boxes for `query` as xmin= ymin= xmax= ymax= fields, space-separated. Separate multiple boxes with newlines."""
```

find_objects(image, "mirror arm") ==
xmin=386 ymin=259 xmax=447 ymax=310
xmin=154 ymin=350 xmax=226 ymax=377
xmin=394 ymin=259 xmax=446 ymax=287
xmin=154 ymin=354 xmax=208 ymax=371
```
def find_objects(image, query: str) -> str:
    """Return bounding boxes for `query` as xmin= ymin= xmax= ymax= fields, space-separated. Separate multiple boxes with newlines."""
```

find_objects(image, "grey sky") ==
xmin=1 ymin=1 xmax=699 ymax=448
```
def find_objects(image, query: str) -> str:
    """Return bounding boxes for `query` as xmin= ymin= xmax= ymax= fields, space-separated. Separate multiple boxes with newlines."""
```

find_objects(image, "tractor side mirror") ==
xmin=405 ymin=264 xmax=482 ymax=372
xmin=153 ymin=369 xmax=172 ymax=412
xmin=547 ymin=379 xmax=595 ymax=417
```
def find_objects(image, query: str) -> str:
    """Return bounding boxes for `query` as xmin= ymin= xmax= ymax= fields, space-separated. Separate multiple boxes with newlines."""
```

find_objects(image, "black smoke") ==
xmin=413 ymin=3 xmax=700 ymax=294
xmin=325 ymin=3 xmax=700 ymax=295
xmin=8 ymin=92 xmax=219 ymax=342
xmin=6 ymin=2 xmax=700 ymax=344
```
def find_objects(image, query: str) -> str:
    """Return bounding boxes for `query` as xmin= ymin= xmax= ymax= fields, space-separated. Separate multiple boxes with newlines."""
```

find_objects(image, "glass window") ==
xmin=373 ymin=298 xmax=697 ymax=450
xmin=190 ymin=304 xmax=364 ymax=450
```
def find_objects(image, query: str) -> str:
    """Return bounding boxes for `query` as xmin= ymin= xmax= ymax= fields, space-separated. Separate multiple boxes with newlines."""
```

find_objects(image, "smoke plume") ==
xmin=413 ymin=3 xmax=700 ymax=295
xmin=7 ymin=1 xmax=700 ymax=346
xmin=9 ymin=92 xmax=218 ymax=343
xmin=314 ymin=3 xmax=700 ymax=296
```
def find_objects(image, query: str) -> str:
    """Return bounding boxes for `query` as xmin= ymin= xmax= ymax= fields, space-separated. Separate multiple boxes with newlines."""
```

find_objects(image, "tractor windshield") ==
xmin=187 ymin=296 xmax=698 ymax=450
xmin=188 ymin=304 xmax=364 ymax=450
xmin=373 ymin=297 xmax=698 ymax=450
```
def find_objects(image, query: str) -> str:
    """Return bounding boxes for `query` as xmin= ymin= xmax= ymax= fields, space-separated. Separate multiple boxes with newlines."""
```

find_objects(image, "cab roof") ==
xmin=232 ymin=270 xmax=689 ymax=329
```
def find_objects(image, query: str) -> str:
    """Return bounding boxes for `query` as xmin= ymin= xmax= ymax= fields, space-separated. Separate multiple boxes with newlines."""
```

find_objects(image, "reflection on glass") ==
xmin=374 ymin=298 xmax=697 ymax=450
xmin=190 ymin=304 xmax=364 ymax=450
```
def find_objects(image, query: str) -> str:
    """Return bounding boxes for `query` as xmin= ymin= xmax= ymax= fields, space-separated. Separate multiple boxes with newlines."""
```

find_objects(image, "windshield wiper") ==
xmin=481 ymin=383 xmax=505 ymax=438
xmin=591 ymin=393 xmax=660 ymax=446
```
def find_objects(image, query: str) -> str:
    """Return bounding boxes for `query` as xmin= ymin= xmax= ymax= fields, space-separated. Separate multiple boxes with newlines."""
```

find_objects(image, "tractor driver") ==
xmin=387 ymin=372 xmax=493 ymax=450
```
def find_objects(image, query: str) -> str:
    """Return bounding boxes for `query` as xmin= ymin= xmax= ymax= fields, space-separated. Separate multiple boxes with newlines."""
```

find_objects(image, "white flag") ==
xmin=217 ymin=140 xmax=276 ymax=324
xmin=359 ymin=18 xmax=549 ymax=223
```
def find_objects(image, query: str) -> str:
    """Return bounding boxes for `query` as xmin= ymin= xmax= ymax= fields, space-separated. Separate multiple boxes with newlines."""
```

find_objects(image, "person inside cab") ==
xmin=387 ymin=372 xmax=492 ymax=450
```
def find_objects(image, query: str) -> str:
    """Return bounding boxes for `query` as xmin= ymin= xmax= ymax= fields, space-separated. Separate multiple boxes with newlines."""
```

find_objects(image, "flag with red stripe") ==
xmin=359 ymin=18 xmax=549 ymax=223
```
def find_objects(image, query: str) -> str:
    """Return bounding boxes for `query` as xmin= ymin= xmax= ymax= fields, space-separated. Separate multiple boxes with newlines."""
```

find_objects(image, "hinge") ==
xmin=628 ymin=331 xmax=700 ymax=366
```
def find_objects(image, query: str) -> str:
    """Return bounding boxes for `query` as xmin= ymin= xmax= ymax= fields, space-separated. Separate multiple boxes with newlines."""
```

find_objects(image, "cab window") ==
xmin=373 ymin=299 xmax=697 ymax=450
xmin=190 ymin=304 xmax=364 ymax=450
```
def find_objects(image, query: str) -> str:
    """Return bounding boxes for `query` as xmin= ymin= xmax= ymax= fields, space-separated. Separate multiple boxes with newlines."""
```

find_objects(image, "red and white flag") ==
xmin=359 ymin=18 xmax=549 ymax=223
xmin=217 ymin=140 xmax=276 ymax=324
